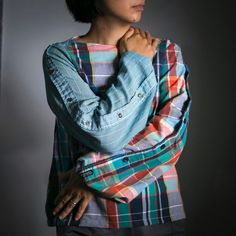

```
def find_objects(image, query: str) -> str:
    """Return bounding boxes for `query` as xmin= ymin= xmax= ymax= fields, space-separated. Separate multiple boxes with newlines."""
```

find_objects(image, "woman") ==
xmin=42 ymin=0 xmax=191 ymax=235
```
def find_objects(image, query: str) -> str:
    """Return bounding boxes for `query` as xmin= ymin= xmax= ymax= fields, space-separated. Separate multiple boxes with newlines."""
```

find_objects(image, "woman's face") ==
xmin=98 ymin=0 xmax=146 ymax=23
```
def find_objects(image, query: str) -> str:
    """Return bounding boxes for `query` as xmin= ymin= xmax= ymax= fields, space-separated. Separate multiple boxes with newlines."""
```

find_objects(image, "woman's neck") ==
xmin=78 ymin=17 xmax=132 ymax=46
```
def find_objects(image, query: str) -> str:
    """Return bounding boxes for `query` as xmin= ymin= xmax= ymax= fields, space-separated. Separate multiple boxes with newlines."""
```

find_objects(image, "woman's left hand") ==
xmin=53 ymin=167 xmax=95 ymax=221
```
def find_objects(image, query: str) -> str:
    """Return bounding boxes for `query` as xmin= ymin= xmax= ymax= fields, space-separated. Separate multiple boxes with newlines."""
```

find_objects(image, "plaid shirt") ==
xmin=42 ymin=36 xmax=192 ymax=228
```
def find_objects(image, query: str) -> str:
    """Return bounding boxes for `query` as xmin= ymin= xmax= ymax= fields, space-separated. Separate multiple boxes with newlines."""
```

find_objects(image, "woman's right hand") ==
xmin=118 ymin=27 xmax=160 ymax=60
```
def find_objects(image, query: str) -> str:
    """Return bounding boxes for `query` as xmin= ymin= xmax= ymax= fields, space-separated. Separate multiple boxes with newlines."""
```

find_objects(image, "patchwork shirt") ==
xmin=42 ymin=35 xmax=192 ymax=228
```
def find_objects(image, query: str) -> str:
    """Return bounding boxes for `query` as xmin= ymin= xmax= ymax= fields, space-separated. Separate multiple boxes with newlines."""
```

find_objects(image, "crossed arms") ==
xmin=42 ymin=39 xmax=192 ymax=203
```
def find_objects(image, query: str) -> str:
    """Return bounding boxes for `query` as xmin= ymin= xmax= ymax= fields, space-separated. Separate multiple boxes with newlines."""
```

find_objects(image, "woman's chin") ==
xmin=128 ymin=14 xmax=142 ymax=23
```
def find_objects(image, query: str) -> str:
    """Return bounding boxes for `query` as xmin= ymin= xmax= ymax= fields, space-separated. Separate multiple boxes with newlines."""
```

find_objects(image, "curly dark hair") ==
xmin=65 ymin=0 xmax=103 ymax=23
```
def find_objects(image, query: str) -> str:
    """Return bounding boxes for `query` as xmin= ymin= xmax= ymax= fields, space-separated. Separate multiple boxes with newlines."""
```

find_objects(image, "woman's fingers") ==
xmin=151 ymin=37 xmax=160 ymax=51
xmin=52 ymin=173 xmax=95 ymax=221
xmin=137 ymin=27 xmax=146 ymax=38
xmin=74 ymin=197 xmax=89 ymax=221
xmin=133 ymin=27 xmax=140 ymax=36
xmin=131 ymin=27 xmax=155 ymax=50
xmin=122 ymin=27 xmax=134 ymax=42
xmin=53 ymin=192 xmax=73 ymax=215
xmin=145 ymin=31 xmax=152 ymax=44
xmin=58 ymin=195 xmax=82 ymax=220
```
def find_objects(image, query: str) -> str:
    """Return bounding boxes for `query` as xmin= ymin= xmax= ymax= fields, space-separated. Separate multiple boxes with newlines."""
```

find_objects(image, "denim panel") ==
xmin=42 ymin=43 xmax=158 ymax=152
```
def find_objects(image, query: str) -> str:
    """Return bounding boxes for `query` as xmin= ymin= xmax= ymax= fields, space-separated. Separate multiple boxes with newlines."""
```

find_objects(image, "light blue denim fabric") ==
xmin=42 ymin=43 xmax=158 ymax=153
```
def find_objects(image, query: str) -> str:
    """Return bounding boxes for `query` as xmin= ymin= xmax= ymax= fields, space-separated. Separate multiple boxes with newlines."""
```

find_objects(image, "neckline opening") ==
xmin=70 ymin=35 xmax=118 ymax=47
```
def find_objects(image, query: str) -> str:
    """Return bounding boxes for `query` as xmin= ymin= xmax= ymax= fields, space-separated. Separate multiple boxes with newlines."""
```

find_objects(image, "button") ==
xmin=160 ymin=144 xmax=165 ymax=150
xmin=85 ymin=120 xmax=90 ymax=126
xmin=118 ymin=112 xmax=123 ymax=118
xmin=122 ymin=157 xmax=129 ymax=162
xmin=183 ymin=118 xmax=187 ymax=124
xmin=67 ymin=97 xmax=73 ymax=102
xmin=137 ymin=93 xmax=143 ymax=98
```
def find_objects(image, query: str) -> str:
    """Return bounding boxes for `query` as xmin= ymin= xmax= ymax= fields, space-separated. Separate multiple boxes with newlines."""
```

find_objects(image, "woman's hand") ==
xmin=118 ymin=27 xmax=160 ymax=59
xmin=53 ymin=167 xmax=95 ymax=221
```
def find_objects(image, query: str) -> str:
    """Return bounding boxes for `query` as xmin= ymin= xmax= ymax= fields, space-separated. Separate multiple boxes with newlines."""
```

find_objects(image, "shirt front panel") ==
xmin=45 ymin=37 xmax=186 ymax=228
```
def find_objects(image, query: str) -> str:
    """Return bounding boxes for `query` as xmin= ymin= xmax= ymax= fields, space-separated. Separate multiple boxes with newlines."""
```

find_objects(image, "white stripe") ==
xmin=83 ymin=204 xmax=184 ymax=217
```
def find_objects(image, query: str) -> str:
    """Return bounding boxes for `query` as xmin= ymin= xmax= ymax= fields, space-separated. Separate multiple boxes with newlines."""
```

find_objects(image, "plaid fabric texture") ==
xmin=42 ymin=36 xmax=192 ymax=229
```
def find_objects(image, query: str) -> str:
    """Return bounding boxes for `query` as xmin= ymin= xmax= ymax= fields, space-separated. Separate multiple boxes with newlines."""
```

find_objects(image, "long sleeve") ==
xmin=75 ymin=40 xmax=192 ymax=204
xmin=42 ymin=42 xmax=158 ymax=153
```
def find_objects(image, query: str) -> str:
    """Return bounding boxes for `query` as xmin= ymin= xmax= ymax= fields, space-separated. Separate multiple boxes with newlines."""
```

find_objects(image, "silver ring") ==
xmin=70 ymin=201 xmax=77 ymax=205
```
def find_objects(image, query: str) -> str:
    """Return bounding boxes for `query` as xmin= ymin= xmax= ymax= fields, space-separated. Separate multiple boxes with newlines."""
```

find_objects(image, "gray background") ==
xmin=0 ymin=0 xmax=234 ymax=235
